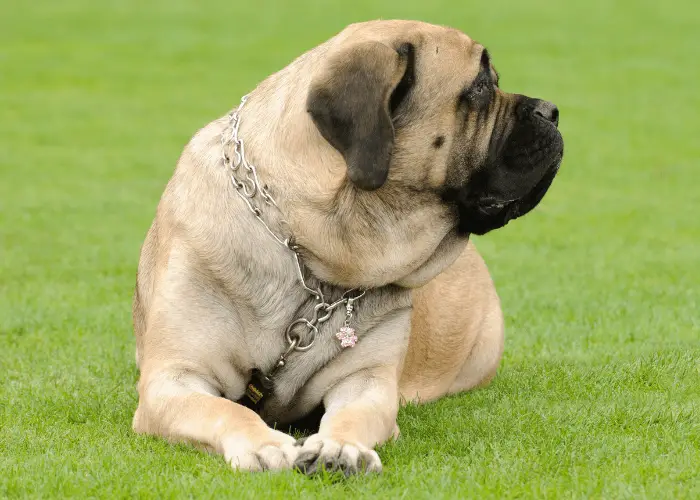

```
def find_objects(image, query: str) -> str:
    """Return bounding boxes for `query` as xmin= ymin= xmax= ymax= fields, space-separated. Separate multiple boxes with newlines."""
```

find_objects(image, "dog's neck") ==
xmin=234 ymin=90 xmax=465 ymax=290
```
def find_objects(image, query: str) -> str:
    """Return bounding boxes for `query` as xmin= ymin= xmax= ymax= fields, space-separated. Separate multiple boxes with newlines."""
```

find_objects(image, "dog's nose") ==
xmin=533 ymin=100 xmax=559 ymax=126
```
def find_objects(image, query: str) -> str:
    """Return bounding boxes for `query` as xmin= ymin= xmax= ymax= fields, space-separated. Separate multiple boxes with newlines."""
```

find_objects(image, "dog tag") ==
xmin=239 ymin=369 xmax=271 ymax=414
xmin=335 ymin=326 xmax=358 ymax=348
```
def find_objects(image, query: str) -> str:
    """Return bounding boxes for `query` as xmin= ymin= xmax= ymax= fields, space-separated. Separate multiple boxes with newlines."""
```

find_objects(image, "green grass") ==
xmin=1 ymin=0 xmax=699 ymax=498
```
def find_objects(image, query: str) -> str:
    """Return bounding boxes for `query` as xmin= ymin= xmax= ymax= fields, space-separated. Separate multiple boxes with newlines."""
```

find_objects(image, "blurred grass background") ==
xmin=1 ymin=0 xmax=698 ymax=498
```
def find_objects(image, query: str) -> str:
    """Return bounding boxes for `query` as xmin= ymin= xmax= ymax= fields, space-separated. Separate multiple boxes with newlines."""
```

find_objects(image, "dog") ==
xmin=131 ymin=20 xmax=563 ymax=475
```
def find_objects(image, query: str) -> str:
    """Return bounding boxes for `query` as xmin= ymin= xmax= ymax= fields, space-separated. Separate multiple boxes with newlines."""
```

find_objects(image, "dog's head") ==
xmin=307 ymin=20 xmax=563 ymax=236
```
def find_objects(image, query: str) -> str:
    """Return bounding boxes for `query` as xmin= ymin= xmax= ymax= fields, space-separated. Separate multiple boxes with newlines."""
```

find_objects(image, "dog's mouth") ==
xmin=446 ymin=152 xmax=562 ymax=236
xmin=478 ymin=153 xmax=562 ymax=225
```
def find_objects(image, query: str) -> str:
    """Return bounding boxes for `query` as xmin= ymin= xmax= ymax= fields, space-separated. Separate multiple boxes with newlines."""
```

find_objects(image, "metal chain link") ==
xmin=221 ymin=94 xmax=365 ymax=380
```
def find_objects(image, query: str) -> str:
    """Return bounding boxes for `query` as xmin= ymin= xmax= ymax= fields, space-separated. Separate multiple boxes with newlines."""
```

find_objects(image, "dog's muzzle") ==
xmin=447 ymin=96 xmax=564 ymax=236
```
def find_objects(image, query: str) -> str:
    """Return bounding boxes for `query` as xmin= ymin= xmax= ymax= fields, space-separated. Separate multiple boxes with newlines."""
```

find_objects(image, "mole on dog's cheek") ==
xmin=432 ymin=136 xmax=445 ymax=148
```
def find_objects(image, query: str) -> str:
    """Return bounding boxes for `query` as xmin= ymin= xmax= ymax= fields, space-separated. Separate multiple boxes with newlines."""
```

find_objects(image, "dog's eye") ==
xmin=458 ymin=79 xmax=492 ymax=110
xmin=473 ymin=81 xmax=487 ymax=96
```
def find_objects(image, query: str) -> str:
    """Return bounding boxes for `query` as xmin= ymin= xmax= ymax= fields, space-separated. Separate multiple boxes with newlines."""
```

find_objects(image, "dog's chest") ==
xmin=243 ymin=285 xmax=411 ymax=425
xmin=254 ymin=308 xmax=348 ymax=415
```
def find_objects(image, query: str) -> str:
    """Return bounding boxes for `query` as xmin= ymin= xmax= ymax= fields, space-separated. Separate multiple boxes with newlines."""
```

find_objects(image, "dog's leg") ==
xmin=447 ymin=306 xmax=504 ymax=393
xmin=133 ymin=368 xmax=297 ymax=471
xmin=294 ymin=365 xmax=398 ymax=475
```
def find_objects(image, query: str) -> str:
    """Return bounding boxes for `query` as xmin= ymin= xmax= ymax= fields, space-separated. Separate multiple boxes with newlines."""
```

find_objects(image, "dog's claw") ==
xmin=293 ymin=436 xmax=382 ymax=476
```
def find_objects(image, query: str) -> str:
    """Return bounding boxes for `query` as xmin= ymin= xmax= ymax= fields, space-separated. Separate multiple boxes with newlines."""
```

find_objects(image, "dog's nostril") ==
xmin=550 ymin=107 xmax=559 ymax=126
xmin=533 ymin=100 xmax=559 ymax=126
xmin=548 ymin=106 xmax=559 ymax=125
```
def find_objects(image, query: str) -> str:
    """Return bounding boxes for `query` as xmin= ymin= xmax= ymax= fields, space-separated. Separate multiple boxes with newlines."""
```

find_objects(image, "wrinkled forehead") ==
xmin=417 ymin=27 xmax=484 ymax=93
xmin=337 ymin=21 xmax=485 ymax=92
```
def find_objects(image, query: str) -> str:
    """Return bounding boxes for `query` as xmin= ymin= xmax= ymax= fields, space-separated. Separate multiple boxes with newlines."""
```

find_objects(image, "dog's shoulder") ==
xmin=179 ymin=117 xmax=228 ymax=171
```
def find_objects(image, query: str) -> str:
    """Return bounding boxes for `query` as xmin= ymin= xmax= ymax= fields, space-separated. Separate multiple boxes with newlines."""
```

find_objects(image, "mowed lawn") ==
xmin=1 ymin=0 xmax=698 ymax=497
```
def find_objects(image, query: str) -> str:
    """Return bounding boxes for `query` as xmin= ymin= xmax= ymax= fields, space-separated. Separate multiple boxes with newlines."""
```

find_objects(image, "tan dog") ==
xmin=132 ymin=20 xmax=563 ymax=475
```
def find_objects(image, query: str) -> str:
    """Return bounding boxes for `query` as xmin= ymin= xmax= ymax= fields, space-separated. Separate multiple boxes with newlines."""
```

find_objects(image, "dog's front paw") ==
xmin=225 ymin=429 xmax=298 ymax=472
xmin=293 ymin=435 xmax=382 ymax=476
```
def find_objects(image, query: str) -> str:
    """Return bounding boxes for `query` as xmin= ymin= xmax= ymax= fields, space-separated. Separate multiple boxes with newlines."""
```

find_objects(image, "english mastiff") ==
xmin=132 ymin=20 xmax=563 ymax=475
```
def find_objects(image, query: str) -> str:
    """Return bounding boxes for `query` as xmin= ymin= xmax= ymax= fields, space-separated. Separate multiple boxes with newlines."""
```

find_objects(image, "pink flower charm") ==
xmin=335 ymin=326 xmax=358 ymax=348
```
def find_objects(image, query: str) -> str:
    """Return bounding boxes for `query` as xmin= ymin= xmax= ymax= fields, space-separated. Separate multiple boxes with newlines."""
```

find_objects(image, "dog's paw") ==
xmin=293 ymin=435 xmax=382 ymax=476
xmin=255 ymin=441 xmax=299 ymax=471
xmin=225 ymin=429 xmax=298 ymax=472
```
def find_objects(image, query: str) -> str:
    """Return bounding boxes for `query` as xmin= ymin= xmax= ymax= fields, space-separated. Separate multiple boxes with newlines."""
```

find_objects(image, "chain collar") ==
xmin=221 ymin=94 xmax=364 ymax=385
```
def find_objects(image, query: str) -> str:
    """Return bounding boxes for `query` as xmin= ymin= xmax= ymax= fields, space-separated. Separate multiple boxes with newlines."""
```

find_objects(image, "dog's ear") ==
xmin=307 ymin=42 xmax=415 ymax=190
